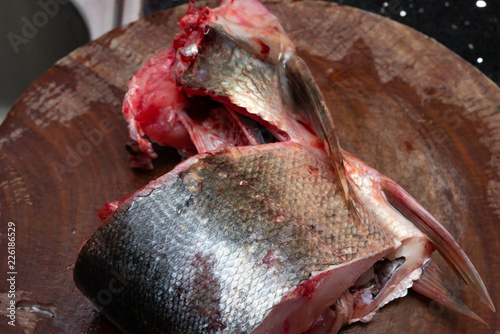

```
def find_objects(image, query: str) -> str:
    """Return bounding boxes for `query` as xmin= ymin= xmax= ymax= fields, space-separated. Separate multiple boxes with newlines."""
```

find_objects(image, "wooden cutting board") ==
xmin=0 ymin=1 xmax=498 ymax=333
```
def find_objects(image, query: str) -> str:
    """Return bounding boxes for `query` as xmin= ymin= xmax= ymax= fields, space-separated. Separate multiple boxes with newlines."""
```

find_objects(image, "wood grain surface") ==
xmin=0 ymin=1 xmax=499 ymax=333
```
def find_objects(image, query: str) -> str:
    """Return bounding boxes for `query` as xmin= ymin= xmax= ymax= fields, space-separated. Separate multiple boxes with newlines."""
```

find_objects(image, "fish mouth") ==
xmin=305 ymin=256 xmax=409 ymax=332
xmin=349 ymin=257 xmax=407 ymax=302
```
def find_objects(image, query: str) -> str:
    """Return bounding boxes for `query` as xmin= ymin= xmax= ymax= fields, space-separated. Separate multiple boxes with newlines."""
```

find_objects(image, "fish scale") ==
xmin=180 ymin=26 xmax=295 ymax=138
xmin=75 ymin=142 xmax=392 ymax=333
xmin=205 ymin=145 xmax=390 ymax=259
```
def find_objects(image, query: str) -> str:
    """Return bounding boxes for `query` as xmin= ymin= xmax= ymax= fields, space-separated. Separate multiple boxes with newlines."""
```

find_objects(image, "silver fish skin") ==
xmin=75 ymin=142 xmax=396 ymax=333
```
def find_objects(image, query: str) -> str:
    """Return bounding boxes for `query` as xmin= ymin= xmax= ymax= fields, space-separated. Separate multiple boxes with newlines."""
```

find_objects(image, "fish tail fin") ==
xmin=380 ymin=176 xmax=496 ymax=313
xmin=412 ymin=259 xmax=487 ymax=325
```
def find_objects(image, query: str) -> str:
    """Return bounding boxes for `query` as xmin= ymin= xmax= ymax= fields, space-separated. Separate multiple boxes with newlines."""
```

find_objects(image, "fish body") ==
xmin=75 ymin=0 xmax=494 ymax=333
xmin=76 ymin=141 xmax=434 ymax=333
xmin=76 ymin=143 xmax=387 ymax=333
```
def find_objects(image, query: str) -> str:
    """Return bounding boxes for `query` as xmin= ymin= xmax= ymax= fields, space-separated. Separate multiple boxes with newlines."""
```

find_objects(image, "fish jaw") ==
xmin=348 ymin=238 xmax=433 ymax=323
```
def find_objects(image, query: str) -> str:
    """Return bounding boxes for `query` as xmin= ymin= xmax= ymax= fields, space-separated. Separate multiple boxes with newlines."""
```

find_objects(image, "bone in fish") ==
xmin=74 ymin=0 xmax=495 ymax=333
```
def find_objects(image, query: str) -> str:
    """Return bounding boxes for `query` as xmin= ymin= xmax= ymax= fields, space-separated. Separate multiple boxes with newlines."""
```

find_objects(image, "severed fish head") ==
xmin=75 ymin=0 xmax=495 ymax=333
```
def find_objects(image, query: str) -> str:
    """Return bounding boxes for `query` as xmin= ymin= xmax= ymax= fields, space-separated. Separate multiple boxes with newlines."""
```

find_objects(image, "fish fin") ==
xmin=380 ymin=177 xmax=496 ymax=312
xmin=278 ymin=51 xmax=369 ymax=232
xmin=278 ymin=51 xmax=349 ymax=200
xmin=412 ymin=259 xmax=487 ymax=325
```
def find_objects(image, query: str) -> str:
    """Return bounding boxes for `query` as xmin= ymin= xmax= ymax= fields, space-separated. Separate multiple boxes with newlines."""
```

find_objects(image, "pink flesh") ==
xmin=214 ymin=0 xmax=285 ymax=30
xmin=178 ymin=105 xmax=255 ymax=153
xmin=123 ymin=46 xmax=193 ymax=153
xmin=97 ymin=201 xmax=120 ymax=222
xmin=304 ymin=309 xmax=336 ymax=334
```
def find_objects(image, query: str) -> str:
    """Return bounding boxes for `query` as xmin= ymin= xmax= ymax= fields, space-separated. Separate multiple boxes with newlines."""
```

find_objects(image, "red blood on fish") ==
xmin=122 ymin=47 xmax=194 ymax=154
xmin=283 ymin=319 xmax=291 ymax=334
xmin=97 ymin=201 xmax=120 ymax=222
xmin=291 ymin=272 xmax=328 ymax=299
xmin=262 ymin=250 xmax=279 ymax=268
xmin=308 ymin=165 xmax=320 ymax=177
xmin=259 ymin=40 xmax=271 ymax=59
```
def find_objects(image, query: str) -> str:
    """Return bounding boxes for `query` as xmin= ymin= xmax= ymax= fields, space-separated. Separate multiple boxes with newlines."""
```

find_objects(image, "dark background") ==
xmin=334 ymin=0 xmax=500 ymax=86
xmin=144 ymin=0 xmax=500 ymax=86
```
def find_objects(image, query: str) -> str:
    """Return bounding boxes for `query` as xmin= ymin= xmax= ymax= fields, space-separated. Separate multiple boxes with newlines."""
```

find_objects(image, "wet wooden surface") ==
xmin=0 ymin=1 xmax=499 ymax=333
